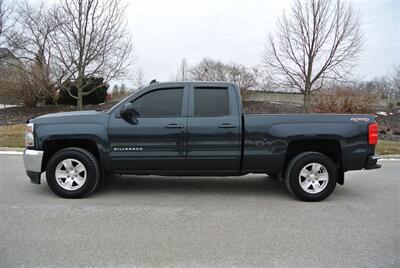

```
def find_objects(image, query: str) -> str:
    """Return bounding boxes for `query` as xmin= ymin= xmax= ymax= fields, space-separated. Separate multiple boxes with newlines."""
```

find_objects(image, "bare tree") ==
xmin=189 ymin=58 xmax=228 ymax=81
xmin=52 ymin=0 xmax=134 ymax=110
xmin=311 ymin=84 xmax=378 ymax=114
xmin=254 ymin=66 xmax=275 ymax=92
xmin=371 ymin=76 xmax=392 ymax=99
xmin=0 ymin=55 xmax=43 ymax=107
xmin=0 ymin=0 xmax=12 ymax=48
xmin=186 ymin=58 xmax=257 ymax=100
xmin=391 ymin=64 xmax=400 ymax=99
xmin=173 ymin=58 xmax=189 ymax=81
xmin=6 ymin=0 xmax=63 ymax=104
xmin=264 ymin=0 xmax=363 ymax=112
xmin=133 ymin=68 xmax=146 ymax=90
xmin=0 ymin=0 xmax=15 ymax=106
xmin=227 ymin=63 xmax=257 ymax=99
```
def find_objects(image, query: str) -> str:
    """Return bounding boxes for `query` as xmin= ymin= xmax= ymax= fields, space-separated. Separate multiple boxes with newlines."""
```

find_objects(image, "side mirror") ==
xmin=120 ymin=103 xmax=139 ymax=118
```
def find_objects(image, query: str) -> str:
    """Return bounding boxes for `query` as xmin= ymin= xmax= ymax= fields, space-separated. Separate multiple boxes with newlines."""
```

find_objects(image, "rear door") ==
xmin=186 ymin=84 xmax=241 ymax=172
xmin=108 ymin=86 xmax=188 ymax=172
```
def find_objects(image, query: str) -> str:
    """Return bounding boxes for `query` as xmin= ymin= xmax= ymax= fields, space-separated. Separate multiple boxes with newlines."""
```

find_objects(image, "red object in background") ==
xmin=106 ymin=92 xmax=113 ymax=101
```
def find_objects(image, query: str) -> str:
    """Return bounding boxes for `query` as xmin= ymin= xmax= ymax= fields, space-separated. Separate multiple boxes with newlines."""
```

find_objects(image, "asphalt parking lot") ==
xmin=0 ymin=154 xmax=399 ymax=267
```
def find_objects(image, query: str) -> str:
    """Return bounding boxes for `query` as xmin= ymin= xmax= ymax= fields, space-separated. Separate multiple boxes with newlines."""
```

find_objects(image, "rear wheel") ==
xmin=46 ymin=147 xmax=100 ymax=198
xmin=285 ymin=152 xmax=337 ymax=201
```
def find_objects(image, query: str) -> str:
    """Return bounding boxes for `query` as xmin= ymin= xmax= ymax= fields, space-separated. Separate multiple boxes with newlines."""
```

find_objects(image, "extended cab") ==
xmin=23 ymin=82 xmax=381 ymax=201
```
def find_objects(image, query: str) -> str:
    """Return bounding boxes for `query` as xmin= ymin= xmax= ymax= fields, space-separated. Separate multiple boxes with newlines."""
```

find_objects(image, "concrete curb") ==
xmin=0 ymin=147 xmax=24 ymax=152
xmin=380 ymin=154 xmax=400 ymax=159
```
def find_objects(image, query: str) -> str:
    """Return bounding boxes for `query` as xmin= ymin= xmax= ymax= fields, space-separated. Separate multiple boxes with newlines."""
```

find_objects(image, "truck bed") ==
xmin=242 ymin=114 xmax=376 ymax=173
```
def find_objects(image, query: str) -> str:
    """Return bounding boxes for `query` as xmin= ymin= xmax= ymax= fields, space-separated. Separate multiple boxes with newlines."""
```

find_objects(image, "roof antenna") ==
xmin=149 ymin=79 xmax=158 ymax=85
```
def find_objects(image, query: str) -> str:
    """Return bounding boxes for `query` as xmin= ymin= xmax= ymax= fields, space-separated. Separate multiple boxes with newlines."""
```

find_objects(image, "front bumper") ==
xmin=365 ymin=155 xmax=381 ymax=170
xmin=23 ymin=149 xmax=43 ymax=184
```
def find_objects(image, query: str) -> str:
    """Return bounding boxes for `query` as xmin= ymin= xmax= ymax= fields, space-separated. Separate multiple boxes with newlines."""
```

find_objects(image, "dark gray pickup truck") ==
xmin=23 ymin=82 xmax=381 ymax=201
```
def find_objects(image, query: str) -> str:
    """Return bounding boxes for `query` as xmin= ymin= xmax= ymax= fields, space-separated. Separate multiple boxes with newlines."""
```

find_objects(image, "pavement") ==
xmin=0 ymin=154 xmax=399 ymax=267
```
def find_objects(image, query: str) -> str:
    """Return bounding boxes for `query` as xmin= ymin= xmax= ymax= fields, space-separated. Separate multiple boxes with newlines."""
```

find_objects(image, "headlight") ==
xmin=25 ymin=123 xmax=34 ymax=147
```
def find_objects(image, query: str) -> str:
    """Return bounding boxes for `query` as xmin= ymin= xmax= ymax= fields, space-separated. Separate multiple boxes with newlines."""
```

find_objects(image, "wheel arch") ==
xmin=41 ymin=139 xmax=101 ymax=172
xmin=284 ymin=139 xmax=344 ymax=184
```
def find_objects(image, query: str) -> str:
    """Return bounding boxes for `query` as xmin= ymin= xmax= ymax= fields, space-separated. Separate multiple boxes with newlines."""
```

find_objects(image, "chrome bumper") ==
xmin=23 ymin=149 xmax=43 ymax=173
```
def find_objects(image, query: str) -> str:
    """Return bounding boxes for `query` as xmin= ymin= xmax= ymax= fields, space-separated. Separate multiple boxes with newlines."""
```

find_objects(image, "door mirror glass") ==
xmin=120 ymin=103 xmax=139 ymax=118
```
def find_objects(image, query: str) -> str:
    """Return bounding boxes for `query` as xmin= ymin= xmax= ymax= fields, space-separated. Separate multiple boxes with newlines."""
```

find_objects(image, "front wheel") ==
xmin=285 ymin=152 xmax=337 ymax=201
xmin=46 ymin=147 xmax=101 ymax=198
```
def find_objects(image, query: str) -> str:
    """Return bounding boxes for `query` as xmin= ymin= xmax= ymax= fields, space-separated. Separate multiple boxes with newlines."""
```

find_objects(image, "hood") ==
xmin=30 ymin=110 xmax=110 ymax=124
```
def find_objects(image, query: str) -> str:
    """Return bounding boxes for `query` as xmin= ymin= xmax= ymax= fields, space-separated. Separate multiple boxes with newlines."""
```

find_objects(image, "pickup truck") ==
xmin=23 ymin=82 xmax=381 ymax=201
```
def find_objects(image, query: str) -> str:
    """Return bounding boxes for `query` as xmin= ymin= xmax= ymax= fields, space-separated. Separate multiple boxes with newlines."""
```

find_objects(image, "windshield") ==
xmin=105 ymin=92 xmax=136 ymax=113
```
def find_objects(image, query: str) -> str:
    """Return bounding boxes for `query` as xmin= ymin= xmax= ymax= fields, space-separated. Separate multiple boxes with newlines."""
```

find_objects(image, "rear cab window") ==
xmin=193 ymin=87 xmax=230 ymax=117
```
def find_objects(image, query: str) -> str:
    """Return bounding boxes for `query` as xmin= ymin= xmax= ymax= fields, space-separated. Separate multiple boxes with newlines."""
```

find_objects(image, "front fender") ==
xmin=34 ymin=123 xmax=110 ymax=170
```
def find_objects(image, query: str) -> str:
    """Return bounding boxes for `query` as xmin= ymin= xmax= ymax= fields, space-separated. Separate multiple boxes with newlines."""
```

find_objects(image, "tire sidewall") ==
xmin=46 ymin=149 xmax=98 ymax=198
xmin=288 ymin=153 xmax=337 ymax=201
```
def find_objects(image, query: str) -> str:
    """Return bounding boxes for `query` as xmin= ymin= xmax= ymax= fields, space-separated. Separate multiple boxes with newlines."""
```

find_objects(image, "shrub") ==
xmin=311 ymin=87 xmax=379 ymax=114
xmin=58 ymin=76 xmax=109 ymax=105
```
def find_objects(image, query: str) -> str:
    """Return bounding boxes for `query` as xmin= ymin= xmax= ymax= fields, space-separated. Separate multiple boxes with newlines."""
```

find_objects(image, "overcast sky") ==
xmin=127 ymin=0 xmax=399 ymax=84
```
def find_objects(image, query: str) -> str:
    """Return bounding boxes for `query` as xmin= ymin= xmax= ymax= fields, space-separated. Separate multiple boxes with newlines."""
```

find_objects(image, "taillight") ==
xmin=368 ymin=123 xmax=378 ymax=145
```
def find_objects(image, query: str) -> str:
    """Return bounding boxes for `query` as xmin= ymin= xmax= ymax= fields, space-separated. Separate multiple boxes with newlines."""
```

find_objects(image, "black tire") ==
xmin=46 ymin=147 xmax=101 ymax=198
xmin=285 ymin=152 xmax=337 ymax=202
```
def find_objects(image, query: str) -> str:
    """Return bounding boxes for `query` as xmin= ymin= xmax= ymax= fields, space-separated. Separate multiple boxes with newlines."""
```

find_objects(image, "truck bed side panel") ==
xmin=242 ymin=114 xmax=375 ymax=173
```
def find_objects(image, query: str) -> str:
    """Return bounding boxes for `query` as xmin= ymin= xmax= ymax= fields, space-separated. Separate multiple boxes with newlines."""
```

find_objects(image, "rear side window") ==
xmin=194 ymin=88 xmax=229 ymax=116
xmin=131 ymin=88 xmax=183 ymax=117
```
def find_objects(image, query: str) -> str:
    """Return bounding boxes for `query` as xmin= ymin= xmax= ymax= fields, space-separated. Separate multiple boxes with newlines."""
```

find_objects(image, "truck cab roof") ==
xmin=145 ymin=81 xmax=237 ymax=89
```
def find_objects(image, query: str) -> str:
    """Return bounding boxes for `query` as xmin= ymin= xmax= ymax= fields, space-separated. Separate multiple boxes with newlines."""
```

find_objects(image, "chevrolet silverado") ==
xmin=23 ymin=82 xmax=381 ymax=201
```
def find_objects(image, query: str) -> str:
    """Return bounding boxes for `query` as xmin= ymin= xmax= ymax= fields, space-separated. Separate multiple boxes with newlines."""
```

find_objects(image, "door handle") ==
xmin=165 ymin=123 xmax=184 ymax=129
xmin=218 ymin=123 xmax=236 ymax=128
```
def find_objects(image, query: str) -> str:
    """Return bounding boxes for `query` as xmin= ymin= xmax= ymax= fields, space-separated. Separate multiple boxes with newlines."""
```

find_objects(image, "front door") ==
xmin=108 ymin=86 xmax=188 ymax=172
xmin=186 ymin=84 xmax=241 ymax=172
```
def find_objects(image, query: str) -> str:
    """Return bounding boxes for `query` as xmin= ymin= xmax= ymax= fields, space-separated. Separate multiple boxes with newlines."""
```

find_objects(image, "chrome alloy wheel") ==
xmin=55 ymin=158 xmax=87 ymax=191
xmin=298 ymin=163 xmax=329 ymax=194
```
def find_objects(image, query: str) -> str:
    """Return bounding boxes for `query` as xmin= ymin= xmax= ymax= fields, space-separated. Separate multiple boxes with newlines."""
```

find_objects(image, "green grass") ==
xmin=375 ymin=140 xmax=400 ymax=155
xmin=0 ymin=124 xmax=25 ymax=148
xmin=1 ymin=124 xmax=400 ymax=155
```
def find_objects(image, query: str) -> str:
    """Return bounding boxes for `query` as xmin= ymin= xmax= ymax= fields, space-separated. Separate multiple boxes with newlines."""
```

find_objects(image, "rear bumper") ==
xmin=365 ymin=155 xmax=381 ymax=170
xmin=23 ymin=149 xmax=43 ymax=184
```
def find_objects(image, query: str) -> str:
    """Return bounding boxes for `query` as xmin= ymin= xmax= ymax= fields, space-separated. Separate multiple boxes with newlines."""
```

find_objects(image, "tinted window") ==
xmin=194 ymin=88 xmax=229 ymax=116
xmin=131 ymin=88 xmax=183 ymax=117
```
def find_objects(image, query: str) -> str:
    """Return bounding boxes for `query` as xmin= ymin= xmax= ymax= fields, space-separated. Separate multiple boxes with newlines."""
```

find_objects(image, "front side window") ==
xmin=194 ymin=88 xmax=229 ymax=116
xmin=131 ymin=88 xmax=183 ymax=117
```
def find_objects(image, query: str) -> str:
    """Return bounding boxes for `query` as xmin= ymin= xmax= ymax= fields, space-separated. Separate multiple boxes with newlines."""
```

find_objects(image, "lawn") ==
xmin=375 ymin=140 xmax=400 ymax=155
xmin=0 ymin=124 xmax=25 ymax=148
xmin=1 ymin=124 xmax=400 ymax=155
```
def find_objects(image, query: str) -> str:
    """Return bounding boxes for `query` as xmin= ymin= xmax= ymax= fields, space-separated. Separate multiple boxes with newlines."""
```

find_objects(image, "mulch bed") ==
xmin=243 ymin=101 xmax=303 ymax=114
xmin=0 ymin=103 xmax=114 ymax=126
